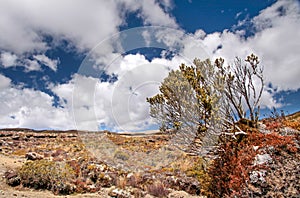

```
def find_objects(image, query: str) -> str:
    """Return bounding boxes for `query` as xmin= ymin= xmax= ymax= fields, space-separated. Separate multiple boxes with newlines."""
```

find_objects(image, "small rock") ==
xmin=4 ymin=170 xmax=20 ymax=186
xmin=279 ymin=127 xmax=299 ymax=136
xmin=108 ymin=187 xmax=132 ymax=198
xmin=254 ymin=153 xmax=272 ymax=166
xmin=253 ymin=146 xmax=259 ymax=151
xmin=144 ymin=194 xmax=155 ymax=198
xmin=127 ymin=172 xmax=134 ymax=179
xmin=165 ymin=175 xmax=201 ymax=195
xmin=247 ymin=183 xmax=262 ymax=195
xmin=95 ymin=164 xmax=106 ymax=172
xmin=250 ymin=170 xmax=267 ymax=183
xmin=258 ymin=123 xmax=271 ymax=134
xmin=168 ymin=191 xmax=190 ymax=198
xmin=12 ymin=136 xmax=20 ymax=140
xmin=25 ymin=152 xmax=43 ymax=160
xmin=4 ymin=170 xmax=17 ymax=179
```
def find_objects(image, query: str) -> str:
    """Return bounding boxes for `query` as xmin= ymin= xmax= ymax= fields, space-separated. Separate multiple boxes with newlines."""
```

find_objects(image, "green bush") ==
xmin=114 ymin=150 xmax=129 ymax=161
xmin=186 ymin=157 xmax=212 ymax=196
xmin=19 ymin=159 xmax=76 ymax=195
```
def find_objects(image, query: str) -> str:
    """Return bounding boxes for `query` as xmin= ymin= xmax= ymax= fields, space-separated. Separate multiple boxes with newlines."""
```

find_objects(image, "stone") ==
xmin=254 ymin=153 xmax=272 ymax=166
xmin=108 ymin=187 xmax=132 ymax=198
xmin=144 ymin=194 xmax=155 ymax=198
xmin=168 ymin=190 xmax=190 ymax=198
xmin=250 ymin=170 xmax=267 ymax=183
xmin=4 ymin=170 xmax=20 ymax=186
xmin=25 ymin=152 xmax=43 ymax=160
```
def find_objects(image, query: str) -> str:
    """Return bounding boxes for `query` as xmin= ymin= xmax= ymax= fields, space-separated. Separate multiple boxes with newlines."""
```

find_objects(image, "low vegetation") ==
xmin=209 ymin=128 xmax=298 ymax=197
xmin=19 ymin=160 xmax=76 ymax=195
xmin=1 ymin=113 xmax=299 ymax=197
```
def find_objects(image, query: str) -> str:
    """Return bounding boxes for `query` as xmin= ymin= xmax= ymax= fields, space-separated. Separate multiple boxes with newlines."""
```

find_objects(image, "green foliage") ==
xmin=186 ymin=157 xmax=212 ymax=196
xmin=114 ymin=149 xmax=130 ymax=161
xmin=147 ymin=54 xmax=264 ymax=129
xmin=19 ymin=159 xmax=76 ymax=195
xmin=147 ymin=59 xmax=225 ymax=140
xmin=147 ymin=54 xmax=264 ymax=155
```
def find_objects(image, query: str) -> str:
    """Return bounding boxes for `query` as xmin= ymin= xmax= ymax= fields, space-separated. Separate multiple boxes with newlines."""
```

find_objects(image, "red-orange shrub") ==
xmin=209 ymin=130 xmax=297 ymax=197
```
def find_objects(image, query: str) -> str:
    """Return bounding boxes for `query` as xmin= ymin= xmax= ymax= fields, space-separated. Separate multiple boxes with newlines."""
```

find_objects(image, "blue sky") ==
xmin=0 ymin=0 xmax=299 ymax=131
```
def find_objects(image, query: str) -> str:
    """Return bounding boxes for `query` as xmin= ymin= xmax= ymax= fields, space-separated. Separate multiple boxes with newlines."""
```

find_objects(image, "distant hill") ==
xmin=1 ymin=110 xmax=299 ymax=134
xmin=286 ymin=110 xmax=300 ymax=120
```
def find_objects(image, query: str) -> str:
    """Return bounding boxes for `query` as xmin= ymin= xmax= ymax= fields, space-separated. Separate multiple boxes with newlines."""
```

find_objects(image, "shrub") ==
xmin=284 ymin=120 xmax=300 ymax=131
xmin=186 ymin=157 xmax=212 ymax=196
xmin=116 ymin=176 xmax=127 ymax=189
xmin=18 ymin=159 xmax=76 ymax=195
xmin=147 ymin=54 xmax=264 ymax=155
xmin=126 ymin=173 xmax=142 ymax=188
xmin=114 ymin=150 xmax=129 ymax=161
xmin=147 ymin=181 xmax=169 ymax=198
xmin=209 ymin=130 xmax=297 ymax=197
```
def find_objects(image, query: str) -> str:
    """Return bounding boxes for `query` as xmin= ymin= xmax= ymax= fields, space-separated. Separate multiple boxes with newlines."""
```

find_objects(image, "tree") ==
xmin=147 ymin=54 xmax=264 ymax=154
xmin=147 ymin=59 xmax=225 ymax=154
xmin=216 ymin=54 xmax=264 ymax=126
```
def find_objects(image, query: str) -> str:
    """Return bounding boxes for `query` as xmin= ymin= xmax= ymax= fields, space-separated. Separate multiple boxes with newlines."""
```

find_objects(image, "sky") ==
xmin=0 ymin=0 xmax=299 ymax=131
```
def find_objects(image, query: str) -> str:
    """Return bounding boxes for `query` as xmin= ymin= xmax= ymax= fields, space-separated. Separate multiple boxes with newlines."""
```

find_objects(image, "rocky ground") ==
xmin=0 ymin=129 xmax=205 ymax=198
xmin=0 ymin=112 xmax=299 ymax=197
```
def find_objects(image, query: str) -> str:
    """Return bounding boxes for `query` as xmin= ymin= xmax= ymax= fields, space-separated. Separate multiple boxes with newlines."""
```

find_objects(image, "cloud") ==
xmin=0 ymin=0 xmax=180 ymax=130
xmin=0 ymin=51 xmax=60 ymax=72
xmin=0 ymin=74 xmax=11 ymax=91
xmin=118 ymin=0 xmax=178 ymax=28
xmin=33 ymin=54 xmax=59 ymax=71
xmin=0 ymin=0 xmax=119 ymax=54
xmin=252 ymin=0 xmax=299 ymax=31
xmin=0 ymin=75 xmax=74 ymax=129
xmin=158 ymin=0 xmax=174 ymax=12
xmin=250 ymin=0 xmax=300 ymax=91
xmin=106 ymin=56 xmax=181 ymax=131
xmin=235 ymin=11 xmax=243 ymax=19
xmin=0 ymin=0 xmax=178 ymax=55
xmin=139 ymin=0 xmax=177 ymax=27
xmin=23 ymin=59 xmax=41 ymax=72
xmin=192 ymin=0 xmax=300 ymax=93
xmin=49 ymin=53 xmax=187 ymax=131
xmin=0 ymin=52 xmax=18 ymax=67
xmin=0 ymin=0 xmax=179 ymax=74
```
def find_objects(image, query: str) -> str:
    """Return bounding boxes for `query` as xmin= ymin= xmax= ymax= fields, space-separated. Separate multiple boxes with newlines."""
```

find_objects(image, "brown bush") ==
xmin=147 ymin=181 xmax=169 ymax=197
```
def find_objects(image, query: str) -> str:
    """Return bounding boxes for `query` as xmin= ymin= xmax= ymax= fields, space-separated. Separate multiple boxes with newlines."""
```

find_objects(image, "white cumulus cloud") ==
xmin=0 ymin=74 xmax=11 ymax=91
xmin=33 ymin=54 xmax=59 ymax=72
xmin=0 ymin=75 xmax=74 ymax=129
xmin=0 ymin=52 xmax=18 ymax=68
xmin=182 ymin=0 xmax=300 ymax=108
